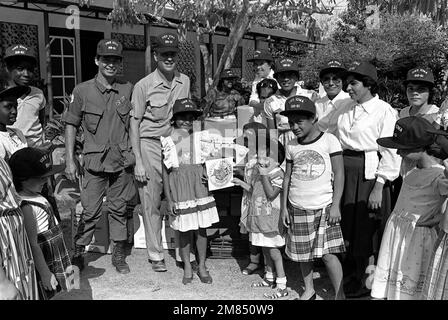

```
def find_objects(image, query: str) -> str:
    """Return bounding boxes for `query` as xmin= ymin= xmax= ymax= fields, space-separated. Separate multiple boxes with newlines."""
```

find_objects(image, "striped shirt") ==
xmin=0 ymin=157 xmax=21 ymax=211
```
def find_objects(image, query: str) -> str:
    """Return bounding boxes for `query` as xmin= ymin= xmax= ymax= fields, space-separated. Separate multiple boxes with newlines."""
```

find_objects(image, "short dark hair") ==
xmin=344 ymin=73 xmax=378 ymax=95
xmin=405 ymin=81 xmax=437 ymax=104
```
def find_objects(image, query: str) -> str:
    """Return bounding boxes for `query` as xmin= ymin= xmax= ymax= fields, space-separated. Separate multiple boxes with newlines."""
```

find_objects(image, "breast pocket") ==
xmin=147 ymin=98 xmax=171 ymax=122
xmin=83 ymin=104 xmax=104 ymax=134
xmin=117 ymin=100 xmax=131 ymax=129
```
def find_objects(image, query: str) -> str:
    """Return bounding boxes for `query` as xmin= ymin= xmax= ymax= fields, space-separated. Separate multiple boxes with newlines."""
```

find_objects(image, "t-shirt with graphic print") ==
xmin=286 ymin=132 xmax=342 ymax=210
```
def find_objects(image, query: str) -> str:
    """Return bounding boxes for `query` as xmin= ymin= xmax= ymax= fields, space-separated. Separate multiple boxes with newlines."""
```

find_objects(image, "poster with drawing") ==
xmin=205 ymin=157 xmax=234 ymax=191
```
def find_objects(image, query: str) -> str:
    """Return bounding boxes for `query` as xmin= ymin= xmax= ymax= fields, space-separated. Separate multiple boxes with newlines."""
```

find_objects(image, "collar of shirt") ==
xmin=95 ymin=76 xmax=118 ymax=94
xmin=356 ymin=94 xmax=380 ymax=114
xmin=154 ymin=68 xmax=183 ymax=89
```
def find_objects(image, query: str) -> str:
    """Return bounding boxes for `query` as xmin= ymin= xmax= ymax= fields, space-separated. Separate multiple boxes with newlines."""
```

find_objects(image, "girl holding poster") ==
xmin=161 ymin=98 xmax=219 ymax=285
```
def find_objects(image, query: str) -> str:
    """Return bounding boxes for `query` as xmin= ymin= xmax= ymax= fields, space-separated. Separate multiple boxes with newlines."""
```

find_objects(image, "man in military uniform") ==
xmin=64 ymin=39 xmax=135 ymax=274
xmin=130 ymin=32 xmax=191 ymax=272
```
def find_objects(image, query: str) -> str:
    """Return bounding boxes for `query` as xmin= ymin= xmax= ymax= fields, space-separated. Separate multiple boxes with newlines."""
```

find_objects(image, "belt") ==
xmin=342 ymin=149 xmax=365 ymax=156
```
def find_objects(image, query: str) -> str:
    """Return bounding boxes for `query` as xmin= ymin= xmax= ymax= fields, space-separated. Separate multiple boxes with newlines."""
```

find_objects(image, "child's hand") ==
xmin=167 ymin=201 xmax=178 ymax=217
xmin=443 ymin=158 xmax=448 ymax=178
xmin=42 ymin=273 xmax=58 ymax=291
xmin=0 ymin=279 xmax=18 ymax=300
xmin=281 ymin=208 xmax=290 ymax=228
xmin=256 ymin=163 xmax=271 ymax=176
xmin=232 ymin=177 xmax=243 ymax=186
xmin=327 ymin=205 xmax=341 ymax=226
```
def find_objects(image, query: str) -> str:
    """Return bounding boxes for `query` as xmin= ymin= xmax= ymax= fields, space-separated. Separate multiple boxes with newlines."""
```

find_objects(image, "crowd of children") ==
xmin=3 ymin=38 xmax=448 ymax=301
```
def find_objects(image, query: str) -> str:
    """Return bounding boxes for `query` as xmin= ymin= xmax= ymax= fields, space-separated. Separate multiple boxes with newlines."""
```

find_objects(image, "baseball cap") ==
xmin=0 ymin=85 xmax=30 ymax=101
xmin=9 ymin=147 xmax=65 ymax=180
xmin=274 ymin=57 xmax=300 ymax=79
xmin=345 ymin=61 xmax=378 ymax=82
xmin=377 ymin=116 xmax=435 ymax=150
xmin=280 ymin=95 xmax=316 ymax=117
xmin=220 ymin=69 xmax=238 ymax=80
xmin=172 ymin=98 xmax=202 ymax=117
xmin=403 ymin=67 xmax=435 ymax=87
xmin=154 ymin=33 xmax=179 ymax=54
xmin=96 ymin=39 xmax=123 ymax=58
xmin=247 ymin=50 xmax=274 ymax=62
xmin=319 ymin=60 xmax=346 ymax=78
xmin=4 ymin=44 xmax=37 ymax=63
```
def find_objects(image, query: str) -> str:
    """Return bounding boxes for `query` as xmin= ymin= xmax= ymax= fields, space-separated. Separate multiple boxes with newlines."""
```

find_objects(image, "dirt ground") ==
xmin=54 ymin=203 xmax=370 ymax=301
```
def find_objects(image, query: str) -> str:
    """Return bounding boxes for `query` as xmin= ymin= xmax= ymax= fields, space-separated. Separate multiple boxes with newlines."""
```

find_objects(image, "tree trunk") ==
xmin=211 ymin=0 xmax=251 ymax=89
xmin=197 ymin=30 xmax=213 ymax=93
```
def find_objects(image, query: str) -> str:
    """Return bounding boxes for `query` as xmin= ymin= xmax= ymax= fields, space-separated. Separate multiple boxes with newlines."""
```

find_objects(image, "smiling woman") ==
xmin=328 ymin=61 xmax=401 ymax=298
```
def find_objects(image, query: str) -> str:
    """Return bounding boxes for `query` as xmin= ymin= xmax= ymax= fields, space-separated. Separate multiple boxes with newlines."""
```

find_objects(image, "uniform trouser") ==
xmin=139 ymin=138 xmax=195 ymax=262
xmin=75 ymin=168 xmax=134 ymax=246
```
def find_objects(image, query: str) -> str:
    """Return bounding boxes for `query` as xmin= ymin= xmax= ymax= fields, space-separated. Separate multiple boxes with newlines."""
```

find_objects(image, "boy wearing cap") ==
xmin=329 ymin=61 xmax=401 ymax=297
xmin=64 ymin=39 xmax=135 ymax=274
xmin=131 ymin=32 xmax=191 ymax=272
xmin=4 ymin=44 xmax=46 ymax=148
xmin=372 ymin=116 xmax=448 ymax=300
xmin=315 ymin=60 xmax=351 ymax=132
xmin=281 ymin=95 xmax=346 ymax=300
xmin=263 ymin=57 xmax=318 ymax=145
xmin=0 ymin=85 xmax=30 ymax=161
xmin=203 ymin=68 xmax=245 ymax=118
xmin=247 ymin=50 xmax=276 ymax=109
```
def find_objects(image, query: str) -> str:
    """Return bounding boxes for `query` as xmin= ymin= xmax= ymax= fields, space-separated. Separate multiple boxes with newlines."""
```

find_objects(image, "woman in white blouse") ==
xmin=330 ymin=61 xmax=401 ymax=298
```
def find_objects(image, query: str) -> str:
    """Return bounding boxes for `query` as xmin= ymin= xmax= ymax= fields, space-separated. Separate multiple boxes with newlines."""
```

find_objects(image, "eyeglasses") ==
xmin=322 ymin=77 xmax=342 ymax=85
xmin=260 ymin=82 xmax=275 ymax=89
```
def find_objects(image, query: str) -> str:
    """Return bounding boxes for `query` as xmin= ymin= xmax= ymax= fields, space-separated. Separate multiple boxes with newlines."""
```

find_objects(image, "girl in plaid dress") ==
xmin=281 ymin=96 xmax=346 ymax=300
xmin=9 ymin=147 xmax=73 ymax=299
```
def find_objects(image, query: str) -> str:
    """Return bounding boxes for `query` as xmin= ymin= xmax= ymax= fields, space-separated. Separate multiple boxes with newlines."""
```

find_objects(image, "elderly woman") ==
xmin=327 ymin=61 xmax=401 ymax=298
xmin=203 ymin=69 xmax=245 ymax=118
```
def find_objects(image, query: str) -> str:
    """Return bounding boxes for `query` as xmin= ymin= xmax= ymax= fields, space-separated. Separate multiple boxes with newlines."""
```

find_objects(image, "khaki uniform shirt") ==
xmin=131 ymin=69 xmax=190 ymax=138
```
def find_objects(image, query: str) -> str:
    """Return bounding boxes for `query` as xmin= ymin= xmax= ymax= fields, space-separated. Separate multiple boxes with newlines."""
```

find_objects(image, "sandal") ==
xmin=251 ymin=277 xmax=276 ymax=288
xmin=242 ymin=262 xmax=261 ymax=275
xmin=264 ymin=288 xmax=289 ymax=299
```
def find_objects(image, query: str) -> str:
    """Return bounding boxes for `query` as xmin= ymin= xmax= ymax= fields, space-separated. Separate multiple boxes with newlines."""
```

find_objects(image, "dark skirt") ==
xmin=341 ymin=151 xmax=392 ymax=259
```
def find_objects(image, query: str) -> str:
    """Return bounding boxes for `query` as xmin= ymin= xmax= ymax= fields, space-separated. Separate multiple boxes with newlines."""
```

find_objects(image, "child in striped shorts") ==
xmin=281 ymin=96 xmax=346 ymax=300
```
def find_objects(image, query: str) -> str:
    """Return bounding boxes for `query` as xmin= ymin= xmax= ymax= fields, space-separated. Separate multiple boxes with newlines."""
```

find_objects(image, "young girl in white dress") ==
xmin=372 ymin=116 xmax=448 ymax=300
xmin=162 ymin=98 xmax=219 ymax=285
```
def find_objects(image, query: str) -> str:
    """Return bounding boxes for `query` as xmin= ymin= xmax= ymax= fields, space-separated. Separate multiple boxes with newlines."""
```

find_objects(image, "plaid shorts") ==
xmin=286 ymin=203 xmax=345 ymax=262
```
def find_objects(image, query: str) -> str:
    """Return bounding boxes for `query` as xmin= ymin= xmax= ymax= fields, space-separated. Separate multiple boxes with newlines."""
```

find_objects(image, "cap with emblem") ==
xmin=4 ymin=44 xmax=37 ymax=63
xmin=96 ymin=39 xmax=123 ymax=58
xmin=220 ymin=69 xmax=238 ymax=80
xmin=274 ymin=57 xmax=300 ymax=79
xmin=9 ymin=147 xmax=65 ymax=179
xmin=403 ymin=67 xmax=435 ymax=87
xmin=377 ymin=116 xmax=435 ymax=150
xmin=0 ymin=85 xmax=30 ymax=101
xmin=319 ymin=59 xmax=346 ymax=78
xmin=154 ymin=33 xmax=179 ymax=54
xmin=172 ymin=98 xmax=202 ymax=117
xmin=280 ymin=95 xmax=316 ymax=117
xmin=344 ymin=61 xmax=378 ymax=82
xmin=247 ymin=49 xmax=274 ymax=62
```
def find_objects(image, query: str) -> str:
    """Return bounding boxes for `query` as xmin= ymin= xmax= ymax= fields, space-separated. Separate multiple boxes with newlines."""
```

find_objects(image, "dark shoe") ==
xmin=151 ymin=260 xmax=167 ymax=272
xmin=293 ymin=292 xmax=316 ymax=300
xmin=71 ymin=245 xmax=85 ymax=271
xmin=111 ymin=241 xmax=130 ymax=274
xmin=182 ymin=275 xmax=194 ymax=285
xmin=345 ymin=286 xmax=371 ymax=299
xmin=242 ymin=262 xmax=261 ymax=275
xmin=197 ymin=271 xmax=213 ymax=284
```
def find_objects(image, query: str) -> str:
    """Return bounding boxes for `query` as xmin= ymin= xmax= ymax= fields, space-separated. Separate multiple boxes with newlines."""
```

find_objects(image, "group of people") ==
xmin=1 ymin=29 xmax=448 ymax=301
